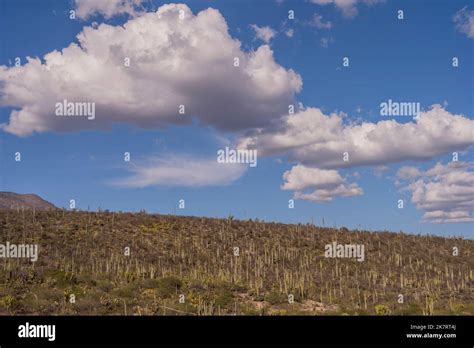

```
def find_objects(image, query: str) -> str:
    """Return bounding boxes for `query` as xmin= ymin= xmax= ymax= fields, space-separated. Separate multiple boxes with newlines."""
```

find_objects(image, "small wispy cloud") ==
xmin=311 ymin=13 xmax=332 ymax=29
xmin=453 ymin=7 xmax=474 ymax=38
xmin=320 ymin=37 xmax=334 ymax=47
xmin=74 ymin=0 xmax=143 ymax=20
xmin=310 ymin=0 xmax=384 ymax=18
xmin=251 ymin=24 xmax=277 ymax=43
xmin=111 ymin=155 xmax=247 ymax=188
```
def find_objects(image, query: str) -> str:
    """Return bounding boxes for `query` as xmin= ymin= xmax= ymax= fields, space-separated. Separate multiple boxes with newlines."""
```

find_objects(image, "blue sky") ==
xmin=0 ymin=0 xmax=473 ymax=237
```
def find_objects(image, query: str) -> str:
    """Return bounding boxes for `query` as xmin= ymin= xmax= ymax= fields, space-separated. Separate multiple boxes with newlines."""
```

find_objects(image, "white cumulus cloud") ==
xmin=398 ymin=162 xmax=474 ymax=223
xmin=0 ymin=4 xmax=301 ymax=136
xmin=282 ymin=164 xmax=362 ymax=202
xmin=238 ymin=105 xmax=474 ymax=170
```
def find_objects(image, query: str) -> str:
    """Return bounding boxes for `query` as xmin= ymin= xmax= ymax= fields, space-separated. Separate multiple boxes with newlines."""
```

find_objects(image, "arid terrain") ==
xmin=0 ymin=209 xmax=472 ymax=315
xmin=0 ymin=192 xmax=56 ymax=211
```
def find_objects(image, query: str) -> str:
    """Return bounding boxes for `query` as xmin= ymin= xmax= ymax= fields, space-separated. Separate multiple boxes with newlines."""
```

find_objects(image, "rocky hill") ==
xmin=0 ymin=192 xmax=56 ymax=210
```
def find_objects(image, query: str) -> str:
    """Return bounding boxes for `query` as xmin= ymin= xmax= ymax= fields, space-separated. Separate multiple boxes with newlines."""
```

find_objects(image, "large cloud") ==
xmin=0 ymin=4 xmax=302 ymax=136
xmin=238 ymin=105 xmax=473 ymax=203
xmin=282 ymin=165 xmax=362 ymax=202
xmin=397 ymin=162 xmax=474 ymax=223
xmin=238 ymin=105 xmax=474 ymax=169
xmin=111 ymin=155 xmax=247 ymax=188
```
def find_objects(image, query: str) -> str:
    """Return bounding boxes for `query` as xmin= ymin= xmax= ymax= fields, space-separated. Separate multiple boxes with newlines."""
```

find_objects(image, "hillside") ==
xmin=0 ymin=192 xmax=56 ymax=210
xmin=0 ymin=209 xmax=472 ymax=315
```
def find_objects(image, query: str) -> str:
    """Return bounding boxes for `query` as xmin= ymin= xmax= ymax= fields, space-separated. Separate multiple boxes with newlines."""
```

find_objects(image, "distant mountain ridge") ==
xmin=0 ymin=192 xmax=56 ymax=210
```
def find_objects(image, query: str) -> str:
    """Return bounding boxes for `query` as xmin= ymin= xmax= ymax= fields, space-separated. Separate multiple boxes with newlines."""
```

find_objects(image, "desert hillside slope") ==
xmin=0 ymin=209 xmax=472 ymax=315
xmin=0 ymin=192 xmax=56 ymax=210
